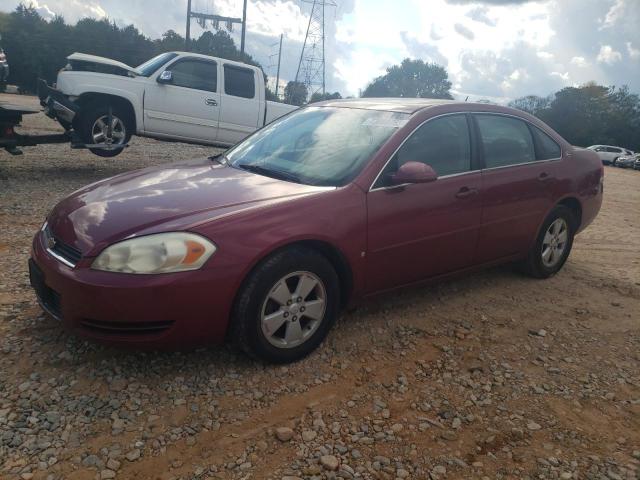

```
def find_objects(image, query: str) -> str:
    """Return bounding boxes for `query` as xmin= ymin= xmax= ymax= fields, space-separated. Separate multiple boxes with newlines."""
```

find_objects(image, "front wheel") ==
xmin=231 ymin=247 xmax=340 ymax=363
xmin=79 ymin=103 xmax=132 ymax=158
xmin=521 ymin=205 xmax=576 ymax=279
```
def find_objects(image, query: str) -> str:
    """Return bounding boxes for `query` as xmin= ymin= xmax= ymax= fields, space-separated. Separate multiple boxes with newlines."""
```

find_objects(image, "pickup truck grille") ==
xmin=43 ymin=224 xmax=82 ymax=267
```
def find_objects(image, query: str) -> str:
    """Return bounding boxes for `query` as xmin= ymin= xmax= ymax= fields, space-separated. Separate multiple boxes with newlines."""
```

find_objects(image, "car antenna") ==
xmin=465 ymin=96 xmax=469 ymax=102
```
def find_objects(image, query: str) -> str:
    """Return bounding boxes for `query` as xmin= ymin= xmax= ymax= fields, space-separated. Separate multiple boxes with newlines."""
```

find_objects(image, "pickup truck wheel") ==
xmin=80 ymin=104 xmax=132 ymax=158
xmin=231 ymin=246 xmax=340 ymax=363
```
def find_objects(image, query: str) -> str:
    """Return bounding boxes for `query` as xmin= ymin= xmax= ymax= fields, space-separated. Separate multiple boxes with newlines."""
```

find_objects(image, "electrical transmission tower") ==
xmin=295 ymin=0 xmax=336 ymax=100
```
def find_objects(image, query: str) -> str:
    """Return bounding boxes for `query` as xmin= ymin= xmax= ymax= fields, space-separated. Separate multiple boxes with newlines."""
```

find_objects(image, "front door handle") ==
xmin=205 ymin=98 xmax=218 ymax=106
xmin=455 ymin=186 xmax=478 ymax=199
xmin=538 ymin=172 xmax=552 ymax=182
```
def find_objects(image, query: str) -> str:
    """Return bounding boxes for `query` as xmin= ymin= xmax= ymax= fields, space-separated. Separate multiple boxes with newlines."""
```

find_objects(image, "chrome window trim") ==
xmin=368 ymin=110 xmax=564 ymax=192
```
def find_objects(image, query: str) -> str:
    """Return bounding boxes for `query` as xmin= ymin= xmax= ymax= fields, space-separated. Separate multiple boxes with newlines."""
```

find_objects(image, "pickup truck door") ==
xmin=143 ymin=57 xmax=220 ymax=143
xmin=217 ymin=63 xmax=262 ymax=145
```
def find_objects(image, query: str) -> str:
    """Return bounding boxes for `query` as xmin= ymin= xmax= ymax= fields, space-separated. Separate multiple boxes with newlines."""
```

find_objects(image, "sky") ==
xmin=1 ymin=0 xmax=639 ymax=102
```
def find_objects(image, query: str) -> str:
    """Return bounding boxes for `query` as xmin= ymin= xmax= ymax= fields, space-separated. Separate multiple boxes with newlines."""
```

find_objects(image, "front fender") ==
xmin=56 ymin=72 xmax=145 ymax=133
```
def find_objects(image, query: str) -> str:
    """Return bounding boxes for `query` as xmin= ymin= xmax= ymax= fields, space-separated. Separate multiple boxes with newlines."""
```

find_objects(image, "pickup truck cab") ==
xmin=39 ymin=51 xmax=297 ymax=157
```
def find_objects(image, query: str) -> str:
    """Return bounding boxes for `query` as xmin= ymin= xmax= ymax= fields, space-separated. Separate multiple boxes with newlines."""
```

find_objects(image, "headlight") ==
xmin=92 ymin=232 xmax=216 ymax=274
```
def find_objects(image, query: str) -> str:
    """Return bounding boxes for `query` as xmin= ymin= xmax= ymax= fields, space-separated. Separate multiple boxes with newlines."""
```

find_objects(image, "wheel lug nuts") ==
xmin=287 ymin=300 xmax=292 ymax=306
xmin=283 ymin=312 xmax=289 ymax=318
xmin=292 ymin=316 xmax=298 ymax=322
xmin=297 ymin=297 xmax=302 ymax=302
xmin=300 ymin=307 xmax=305 ymax=312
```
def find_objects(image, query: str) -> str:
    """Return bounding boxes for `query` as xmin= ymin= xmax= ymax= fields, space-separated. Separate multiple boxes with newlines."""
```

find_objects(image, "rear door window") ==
xmin=531 ymin=127 xmax=561 ymax=160
xmin=476 ymin=114 xmax=536 ymax=168
xmin=224 ymin=65 xmax=256 ymax=99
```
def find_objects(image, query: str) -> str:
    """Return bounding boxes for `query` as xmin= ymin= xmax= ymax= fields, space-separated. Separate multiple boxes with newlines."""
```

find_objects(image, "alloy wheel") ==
xmin=260 ymin=271 xmax=326 ymax=349
xmin=91 ymin=115 xmax=126 ymax=145
xmin=541 ymin=218 xmax=568 ymax=268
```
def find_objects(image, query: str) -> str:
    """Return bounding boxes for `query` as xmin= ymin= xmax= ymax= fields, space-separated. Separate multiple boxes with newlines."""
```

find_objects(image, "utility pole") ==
xmin=185 ymin=0 xmax=192 ymax=51
xmin=185 ymin=1 xmax=245 ymax=53
xmin=240 ymin=0 xmax=248 ymax=54
xmin=275 ymin=34 xmax=283 ymax=98
xmin=295 ymin=0 xmax=336 ymax=100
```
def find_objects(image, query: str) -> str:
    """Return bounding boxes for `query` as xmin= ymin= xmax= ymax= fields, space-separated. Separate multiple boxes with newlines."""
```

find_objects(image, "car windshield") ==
xmin=226 ymin=107 xmax=410 ymax=186
xmin=136 ymin=52 xmax=178 ymax=77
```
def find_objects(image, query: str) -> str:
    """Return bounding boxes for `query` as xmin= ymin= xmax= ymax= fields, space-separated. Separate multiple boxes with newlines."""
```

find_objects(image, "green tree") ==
xmin=309 ymin=91 xmax=342 ymax=103
xmin=508 ymin=95 xmax=551 ymax=115
xmin=0 ymin=3 xmax=274 ymax=94
xmin=284 ymin=81 xmax=308 ymax=106
xmin=511 ymin=83 xmax=640 ymax=150
xmin=362 ymin=58 xmax=453 ymax=99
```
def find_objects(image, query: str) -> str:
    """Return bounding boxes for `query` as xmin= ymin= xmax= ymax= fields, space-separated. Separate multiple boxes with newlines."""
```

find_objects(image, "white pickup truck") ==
xmin=38 ymin=51 xmax=297 ymax=157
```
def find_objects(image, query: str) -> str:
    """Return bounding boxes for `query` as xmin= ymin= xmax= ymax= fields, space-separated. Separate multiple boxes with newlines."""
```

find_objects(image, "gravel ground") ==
xmin=1 ymin=93 xmax=639 ymax=480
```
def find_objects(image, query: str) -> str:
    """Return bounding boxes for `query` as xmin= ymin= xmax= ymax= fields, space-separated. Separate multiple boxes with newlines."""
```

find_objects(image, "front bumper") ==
xmin=37 ymin=79 xmax=79 ymax=125
xmin=30 ymin=230 xmax=238 ymax=350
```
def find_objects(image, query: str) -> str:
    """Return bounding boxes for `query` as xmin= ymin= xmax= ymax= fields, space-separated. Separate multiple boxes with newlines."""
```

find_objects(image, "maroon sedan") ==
xmin=30 ymin=99 xmax=603 ymax=362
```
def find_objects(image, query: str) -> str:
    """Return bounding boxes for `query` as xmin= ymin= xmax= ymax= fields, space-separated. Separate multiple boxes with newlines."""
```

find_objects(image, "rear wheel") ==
xmin=521 ymin=205 xmax=576 ymax=279
xmin=612 ymin=157 xmax=620 ymax=166
xmin=231 ymin=247 xmax=340 ymax=363
xmin=79 ymin=103 xmax=132 ymax=158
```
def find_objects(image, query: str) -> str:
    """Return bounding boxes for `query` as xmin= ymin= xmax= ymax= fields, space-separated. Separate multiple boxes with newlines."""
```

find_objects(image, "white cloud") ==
xmin=597 ymin=45 xmax=622 ymax=64
xmin=18 ymin=0 xmax=107 ymax=21
xmin=600 ymin=0 xmax=626 ymax=29
xmin=550 ymin=71 xmax=570 ymax=82
xmin=537 ymin=51 xmax=554 ymax=60
xmin=570 ymin=56 xmax=590 ymax=67
xmin=627 ymin=42 xmax=640 ymax=60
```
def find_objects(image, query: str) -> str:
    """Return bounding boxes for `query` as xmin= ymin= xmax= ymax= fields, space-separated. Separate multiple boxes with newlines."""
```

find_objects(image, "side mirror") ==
xmin=391 ymin=161 xmax=438 ymax=185
xmin=157 ymin=70 xmax=173 ymax=84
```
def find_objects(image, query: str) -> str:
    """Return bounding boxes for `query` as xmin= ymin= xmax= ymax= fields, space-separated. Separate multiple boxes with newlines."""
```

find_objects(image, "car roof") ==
xmin=313 ymin=98 xmax=461 ymax=114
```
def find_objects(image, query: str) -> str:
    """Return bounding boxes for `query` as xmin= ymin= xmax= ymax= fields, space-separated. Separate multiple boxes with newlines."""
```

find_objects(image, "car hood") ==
xmin=67 ymin=52 xmax=139 ymax=75
xmin=47 ymin=158 xmax=332 ymax=256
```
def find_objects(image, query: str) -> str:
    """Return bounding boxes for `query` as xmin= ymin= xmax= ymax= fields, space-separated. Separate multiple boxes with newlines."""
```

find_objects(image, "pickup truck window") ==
xmin=170 ymin=59 xmax=217 ymax=92
xmin=136 ymin=52 xmax=178 ymax=77
xmin=224 ymin=65 xmax=255 ymax=99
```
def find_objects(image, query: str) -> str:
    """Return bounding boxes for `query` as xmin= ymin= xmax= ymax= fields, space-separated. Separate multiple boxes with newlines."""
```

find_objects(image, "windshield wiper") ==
xmin=238 ymin=163 xmax=303 ymax=184
xmin=209 ymin=153 xmax=228 ymax=165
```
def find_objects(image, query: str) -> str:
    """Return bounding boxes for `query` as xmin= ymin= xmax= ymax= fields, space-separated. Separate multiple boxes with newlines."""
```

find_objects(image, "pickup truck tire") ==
xmin=231 ymin=246 xmax=340 ymax=363
xmin=79 ymin=103 xmax=132 ymax=158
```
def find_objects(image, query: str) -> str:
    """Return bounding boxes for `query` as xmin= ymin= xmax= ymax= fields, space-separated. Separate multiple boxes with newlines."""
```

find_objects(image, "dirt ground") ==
xmin=0 ymin=93 xmax=639 ymax=480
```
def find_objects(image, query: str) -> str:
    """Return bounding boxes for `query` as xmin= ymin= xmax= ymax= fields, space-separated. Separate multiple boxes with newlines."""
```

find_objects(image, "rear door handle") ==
xmin=455 ymin=186 xmax=478 ymax=199
xmin=538 ymin=172 xmax=552 ymax=182
xmin=205 ymin=98 xmax=218 ymax=106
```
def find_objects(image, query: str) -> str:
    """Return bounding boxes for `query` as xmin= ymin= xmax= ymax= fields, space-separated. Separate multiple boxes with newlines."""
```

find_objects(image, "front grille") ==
xmin=29 ymin=259 xmax=62 ymax=319
xmin=79 ymin=319 xmax=175 ymax=336
xmin=44 ymin=224 xmax=82 ymax=266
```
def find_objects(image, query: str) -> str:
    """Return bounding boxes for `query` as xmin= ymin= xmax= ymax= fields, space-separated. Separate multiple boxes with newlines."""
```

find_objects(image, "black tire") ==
xmin=79 ymin=103 xmax=132 ymax=158
xmin=231 ymin=246 xmax=340 ymax=363
xmin=521 ymin=205 xmax=576 ymax=279
xmin=612 ymin=157 xmax=619 ymax=166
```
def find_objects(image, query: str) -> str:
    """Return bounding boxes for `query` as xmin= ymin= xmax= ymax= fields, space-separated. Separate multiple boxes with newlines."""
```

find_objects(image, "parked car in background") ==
xmin=635 ymin=155 xmax=640 ymax=170
xmin=587 ymin=145 xmax=634 ymax=165
xmin=38 ymin=51 xmax=298 ymax=157
xmin=0 ymin=48 xmax=9 ymax=90
xmin=615 ymin=152 xmax=639 ymax=169
xmin=29 ymin=99 xmax=603 ymax=363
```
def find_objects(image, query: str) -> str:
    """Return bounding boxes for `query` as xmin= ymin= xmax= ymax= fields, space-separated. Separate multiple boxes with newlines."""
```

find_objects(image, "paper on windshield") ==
xmin=362 ymin=113 xmax=409 ymax=129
